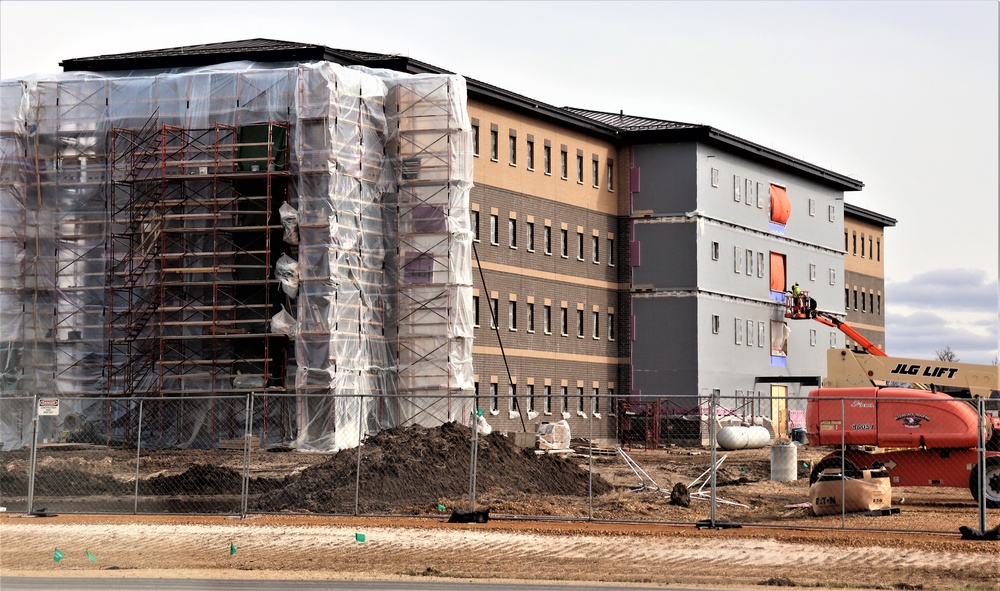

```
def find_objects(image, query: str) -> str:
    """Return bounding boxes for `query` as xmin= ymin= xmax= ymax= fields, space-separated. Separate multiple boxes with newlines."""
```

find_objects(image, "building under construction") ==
xmin=0 ymin=61 xmax=474 ymax=451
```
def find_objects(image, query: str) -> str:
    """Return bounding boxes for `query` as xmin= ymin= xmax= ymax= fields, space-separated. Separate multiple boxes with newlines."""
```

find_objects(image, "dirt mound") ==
xmin=255 ymin=421 xmax=611 ymax=513
xmin=140 ymin=464 xmax=284 ymax=496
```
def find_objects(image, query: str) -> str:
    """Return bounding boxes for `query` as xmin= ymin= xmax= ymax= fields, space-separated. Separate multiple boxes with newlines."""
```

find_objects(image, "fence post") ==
xmin=588 ymin=403 xmax=594 ymax=520
xmin=468 ymin=406 xmax=479 ymax=511
xmin=241 ymin=393 xmax=253 ymax=518
xmin=354 ymin=391 xmax=364 ymax=516
xmin=27 ymin=394 xmax=39 ymax=515
xmin=840 ymin=396 xmax=846 ymax=528
xmin=709 ymin=390 xmax=717 ymax=528
xmin=133 ymin=399 xmax=144 ymax=514
xmin=977 ymin=396 xmax=986 ymax=533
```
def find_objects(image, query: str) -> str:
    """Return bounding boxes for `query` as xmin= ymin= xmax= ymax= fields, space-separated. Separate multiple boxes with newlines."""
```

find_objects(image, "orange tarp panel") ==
xmin=770 ymin=252 xmax=785 ymax=292
xmin=770 ymin=184 xmax=791 ymax=225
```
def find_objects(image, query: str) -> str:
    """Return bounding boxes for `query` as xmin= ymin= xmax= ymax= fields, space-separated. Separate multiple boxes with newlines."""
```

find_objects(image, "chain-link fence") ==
xmin=1 ymin=391 xmax=997 ymax=534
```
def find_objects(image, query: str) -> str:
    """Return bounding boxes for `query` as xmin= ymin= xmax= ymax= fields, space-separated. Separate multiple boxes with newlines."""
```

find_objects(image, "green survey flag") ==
xmin=355 ymin=532 xmax=366 ymax=543
xmin=229 ymin=542 xmax=237 ymax=556
xmin=53 ymin=548 xmax=64 ymax=562
xmin=86 ymin=550 xmax=97 ymax=562
xmin=436 ymin=504 xmax=446 ymax=511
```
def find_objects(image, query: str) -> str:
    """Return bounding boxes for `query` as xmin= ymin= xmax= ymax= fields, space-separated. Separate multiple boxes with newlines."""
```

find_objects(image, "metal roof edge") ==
xmin=845 ymin=203 xmax=897 ymax=227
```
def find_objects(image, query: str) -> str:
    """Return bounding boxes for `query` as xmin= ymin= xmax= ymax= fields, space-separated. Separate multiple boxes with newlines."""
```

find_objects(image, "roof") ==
xmin=845 ymin=203 xmax=897 ymax=227
xmin=567 ymin=108 xmax=863 ymax=191
xmin=61 ymin=39 xmax=862 ymax=191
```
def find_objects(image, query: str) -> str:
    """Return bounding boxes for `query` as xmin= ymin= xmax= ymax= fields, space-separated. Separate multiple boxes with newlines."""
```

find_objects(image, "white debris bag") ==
xmin=270 ymin=305 xmax=297 ymax=338
xmin=279 ymin=202 xmax=299 ymax=245
xmin=538 ymin=420 xmax=571 ymax=450
xmin=275 ymin=254 xmax=299 ymax=298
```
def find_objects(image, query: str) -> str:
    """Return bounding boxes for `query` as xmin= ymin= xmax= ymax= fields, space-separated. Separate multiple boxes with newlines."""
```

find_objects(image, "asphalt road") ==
xmin=0 ymin=579 xmax=699 ymax=591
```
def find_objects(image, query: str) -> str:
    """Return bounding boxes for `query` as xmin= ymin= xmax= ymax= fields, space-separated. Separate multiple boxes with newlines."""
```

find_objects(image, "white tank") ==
xmin=718 ymin=425 xmax=772 ymax=450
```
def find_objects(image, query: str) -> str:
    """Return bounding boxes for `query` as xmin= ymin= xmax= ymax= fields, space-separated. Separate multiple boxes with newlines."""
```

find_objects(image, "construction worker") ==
xmin=791 ymin=282 xmax=801 ymax=298
xmin=791 ymin=282 xmax=803 ymax=316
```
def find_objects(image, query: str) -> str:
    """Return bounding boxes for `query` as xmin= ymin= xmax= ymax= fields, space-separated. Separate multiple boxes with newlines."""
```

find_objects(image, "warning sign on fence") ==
xmin=37 ymin=399 xmax=60 ymax=416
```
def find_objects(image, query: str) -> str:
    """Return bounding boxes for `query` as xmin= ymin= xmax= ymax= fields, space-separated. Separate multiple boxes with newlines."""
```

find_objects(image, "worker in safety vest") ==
xmin=791 ymin=282 xmax=803 ymax=314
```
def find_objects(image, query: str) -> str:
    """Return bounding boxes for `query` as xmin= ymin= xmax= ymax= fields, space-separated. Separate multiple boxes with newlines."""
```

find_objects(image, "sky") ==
xmin=1 ymin=0 xmax=997 ymax=363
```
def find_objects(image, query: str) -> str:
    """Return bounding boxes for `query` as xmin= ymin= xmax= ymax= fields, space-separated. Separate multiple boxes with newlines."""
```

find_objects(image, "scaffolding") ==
xmin=0 ymin=62 xmax=474 ymax=452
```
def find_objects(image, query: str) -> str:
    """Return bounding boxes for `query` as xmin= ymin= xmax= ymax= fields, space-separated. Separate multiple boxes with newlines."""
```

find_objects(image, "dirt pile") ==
xmin=254 ymin=421 xmax=611 ymax=513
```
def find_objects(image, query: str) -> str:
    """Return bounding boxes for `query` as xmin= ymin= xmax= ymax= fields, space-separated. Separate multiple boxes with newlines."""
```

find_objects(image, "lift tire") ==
xmin=969 ymin=456 xmax=1000 ymax=509
xmin=808 ymin=456 xmax=862 ymax=486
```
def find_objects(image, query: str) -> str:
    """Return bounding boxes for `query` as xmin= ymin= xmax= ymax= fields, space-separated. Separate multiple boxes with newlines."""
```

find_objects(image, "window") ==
xmin=711 ymin=167 xmax=719 ymax=188
xmin=472 ymin=295 xmax=480 ymax=327
xmin=489 ymin=214 xmax=498 ymax=245
xmin=576 ymin=309 xmax=584 ymax=338
xmin=734 ymin=175 xmax=742 ymax=202
xmin=577 ymin=387 xmax=585 ymax=413
xmin=526 ymin=139 xmax=535 ymax=170
xmin=734 ymin=246 xmax=743 ymax=274
xmin=829 ymin=268 xmax=836 ymax=285
xmin=527 ymin=385 xmax=535 ymax=413
xmin=403 ymin=253 xmax=434 ymax=283
xmin=758 ymin=252 xmax=765 ymax=278
xmin=543 ymin=305 xmax=552 ymax=334
xmin=735 ymin=317 xmax=743 ymax=345
xmin=712 ymin=314 xmax=720 ymax=334
xmin=543 ymin=144 xmax=551 ymax=175
xmin=861 ymin=232 xmax=865 ymax=257
xmin=592 ymin=235 xmax=599 ymax=263
xmin=592 ymin=158 xmax=599 ymax=187
xmin=711 ymin=241 xmax=720 ymax=261
xmin=877 ymin=294 xmax=881 ymax=315
xmin=489 ymin=297 xmax=498 ymax=329
xmin=869 ymin=292 xmax=874 ymax=313
xmin=770 ymin=184 xmax=790 ymax=225
xmin=576 ymin=154 xmax=584 ymax=183
xmin=747 ymin=319 xmax=754 ymax=346
xmin=608 ymin=312 xmax=615 ymax=340
xmin=771 ymin=320 xmax=789 ymax=356
xmin=608 ymin=387 xmax=616 ymax=415
xmin=746 ymin=249 xmax=753 ymax=276
xmin=544 ymin=226 xmax=552 ymax=255
xmin=831 ymin=332 xmax=838 ymax=347
xmin=561 ymin=386 xmax=569 ymax=414
xmin=509 ymin=133 xmax=517 ymax=165
xmin=509 ymin=218 xmax=517 ymax=248
xmin=560 ymin=228 xmax=568 ymax=257
xmin=607 ymin=160 xmax=614 ymax=191
xmin=861 ymin=290 xmax=866 ymax=312
xmin=876 ymin=238 xmax=881 ymax=261
xmin=592 ymin=310 xmax=599 ymax=338
xmin=810 ymin=329 xmax=817 ymax=346
xmin=508 ymin=300 xmax=517 ymax=330
xmin=853 ymin=288 xmax=858 ymax=310
xmin=576 ymin=232 xmax=584 ymax=260
xmin=758 ymin=321 xmax=765 ymax=347
xmin=868 ymin=236 xmax=873 ymax=260
xmin=828 ymin=204 xmax=836 ymax=222
xmin=808 ymin=198 xmax=816 ymax=216
xmin=526 ymin=303 xmax=535 ymax=332
xmin=844 ymin=230 xmax=849 ymax=251
xmin=745 ymin=178 xmax=754 ymax=205
xmin=490 ymin=383 xmax=498 ymax=413
xmin=544 ymin=385 xmax=552 ymax=414
xmin=593 ymin=388 xmax=600 ymax=414
xmin=526 ymin=221 xmax=535 ymax=251
xmin=490 ymin=128 xmax=498 ymax=161
xmin=560 ymin=149 xmax=568 ymax=179
xmin=769 ymin=252 xmax=786 ymax=292
xmin=472 ymin=123 xmax=480 ymax=156
xmin=560 ymin=307 xmax=568 ymax=336
xmin=809 ymin=263 xmax=816 ymax=281
xmin=608 ymin=237 xmax=615 ymax=266
xmin=852 ymin=231 xmax=857 ymax=255
xmin=509 ymin=384 xmax=516 ymax=414
xmin=472 ymin=210 xmax=480 ymax=242
xmin=845 ymin=288 xmax=850 ymax=308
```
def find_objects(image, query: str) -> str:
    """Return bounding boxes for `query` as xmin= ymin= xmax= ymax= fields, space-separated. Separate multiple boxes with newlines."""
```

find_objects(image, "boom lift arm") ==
xmin=784 ymin=289 xmax=886 ymax=356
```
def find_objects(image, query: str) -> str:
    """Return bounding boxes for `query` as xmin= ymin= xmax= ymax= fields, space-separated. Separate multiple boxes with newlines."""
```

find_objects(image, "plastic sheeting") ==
xmin=0 ymin=61 xmax=474 ymax=451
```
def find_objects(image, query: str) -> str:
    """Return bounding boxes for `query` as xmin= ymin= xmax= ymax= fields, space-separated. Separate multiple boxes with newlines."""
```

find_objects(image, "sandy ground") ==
xmin=1 ymin=514 xmax=997 ymax=589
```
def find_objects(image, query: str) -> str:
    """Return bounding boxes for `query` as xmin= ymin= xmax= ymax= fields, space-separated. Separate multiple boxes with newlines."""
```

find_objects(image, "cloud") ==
xmin=886 ymin=268 xmax=999 ymax=314
xmin=886 ymin=309 xmax=998 ymax=364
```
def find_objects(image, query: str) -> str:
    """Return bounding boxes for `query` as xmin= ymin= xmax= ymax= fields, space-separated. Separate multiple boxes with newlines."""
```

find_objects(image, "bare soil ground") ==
xmin=1 ymin=422 xmax=997 ymax=588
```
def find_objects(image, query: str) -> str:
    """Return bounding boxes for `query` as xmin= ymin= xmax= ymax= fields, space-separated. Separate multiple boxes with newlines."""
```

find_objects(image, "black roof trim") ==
xmin=845 ymin=203 xmax=897 ymax=227
xmin=568 ymin=108 xmax=863 ymax=192
xmin=60 ymin=39 xmax=862 ymax=190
